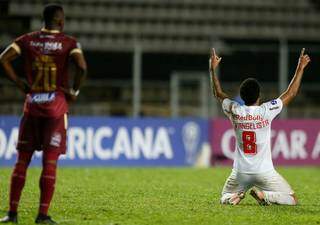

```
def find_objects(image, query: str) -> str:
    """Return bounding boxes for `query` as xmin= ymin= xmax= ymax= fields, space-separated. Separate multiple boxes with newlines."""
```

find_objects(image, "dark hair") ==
xmin=43 ymin=4 xmax=63 ymax=26
xmin=240 ymin=78 xmax=261 ymax=105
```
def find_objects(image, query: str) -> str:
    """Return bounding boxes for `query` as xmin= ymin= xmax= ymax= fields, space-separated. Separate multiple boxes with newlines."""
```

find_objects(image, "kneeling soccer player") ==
xmin=209 ymin=48 xmax=310 ymax=205
xmin=0 ymin=4 xmax=87 ymax=224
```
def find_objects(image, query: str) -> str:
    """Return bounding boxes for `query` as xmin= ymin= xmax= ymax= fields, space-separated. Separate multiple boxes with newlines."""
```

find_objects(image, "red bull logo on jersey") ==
xmin=233 ymin=114 xmax=264 ymax=121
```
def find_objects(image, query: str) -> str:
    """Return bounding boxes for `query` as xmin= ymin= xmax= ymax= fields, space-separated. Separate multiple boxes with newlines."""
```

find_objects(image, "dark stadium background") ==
xmin=1 ymin=2 xmax=320 ymax=224
xmin=1 ymin=0 xmax=320 ymax=117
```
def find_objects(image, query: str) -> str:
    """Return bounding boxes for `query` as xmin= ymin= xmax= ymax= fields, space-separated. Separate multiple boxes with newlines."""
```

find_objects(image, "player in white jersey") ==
xmin=209 ymin=48 xmax=310 ymax=205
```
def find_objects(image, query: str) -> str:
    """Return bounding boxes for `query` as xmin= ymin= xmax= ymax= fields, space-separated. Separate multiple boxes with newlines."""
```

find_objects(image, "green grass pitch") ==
xmin=1 ymin=167 xmax=320 ymax=225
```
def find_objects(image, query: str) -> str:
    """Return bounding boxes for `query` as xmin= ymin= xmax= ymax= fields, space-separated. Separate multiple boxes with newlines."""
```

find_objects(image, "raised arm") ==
xmin=0 ymin=46 xmax=30 ymax=94
xmin=209 ymin=48 xmax=229 ymax=102
xmin=280 ymin=48 xmax=310 ymax=106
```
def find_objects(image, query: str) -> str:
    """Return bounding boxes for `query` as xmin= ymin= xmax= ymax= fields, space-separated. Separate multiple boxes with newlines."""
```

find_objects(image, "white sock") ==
xmin=221 ymin=193 xmax=240 ymax=205
xmin=263 ymin=191 xmax=296 ymax=205
xmin=220 ymin=193 xmax=234 ymax=204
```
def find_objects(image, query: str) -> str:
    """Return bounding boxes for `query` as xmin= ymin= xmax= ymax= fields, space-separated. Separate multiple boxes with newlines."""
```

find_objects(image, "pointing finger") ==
xmin=211 ymin=48 xmax=216 ymax=58
xmin=300 ymin=48 xmax=305 ymax=57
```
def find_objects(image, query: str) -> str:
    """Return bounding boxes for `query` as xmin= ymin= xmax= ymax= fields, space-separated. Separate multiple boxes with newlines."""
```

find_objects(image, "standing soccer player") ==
xmin=209 ymin=48 xmax=310 ymax=205
xmin=0 ymin=4 xmax=87 ymax=224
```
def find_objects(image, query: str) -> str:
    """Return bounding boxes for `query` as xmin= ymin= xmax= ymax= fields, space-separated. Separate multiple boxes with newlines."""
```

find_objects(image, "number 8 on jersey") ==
xmin=242 ymin=131 xmax=257 ymax=154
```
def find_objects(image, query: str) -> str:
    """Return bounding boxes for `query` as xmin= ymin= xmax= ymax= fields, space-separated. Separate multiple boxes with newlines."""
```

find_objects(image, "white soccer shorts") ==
xmin=221 ymin=169 xmax=294 ymax=195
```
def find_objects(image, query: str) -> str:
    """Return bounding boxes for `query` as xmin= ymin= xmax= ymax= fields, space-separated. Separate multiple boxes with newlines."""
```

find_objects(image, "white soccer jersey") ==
xmin=222 ymin=98 xmax=283 ymax=174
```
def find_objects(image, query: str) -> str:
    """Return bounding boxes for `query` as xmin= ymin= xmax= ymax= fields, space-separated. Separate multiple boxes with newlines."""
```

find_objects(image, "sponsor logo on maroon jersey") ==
xmin=50 ymin=132 xmax=61 ymax=147
xmin=28 ymin=93 xmax=56 ymax=104
xmin=30 ymin=41 xmax=62 ymax=51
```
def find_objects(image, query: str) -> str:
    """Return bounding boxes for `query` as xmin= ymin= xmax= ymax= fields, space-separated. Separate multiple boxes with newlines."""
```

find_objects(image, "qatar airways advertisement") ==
xmin=210 ymin=119 xmax=320 ymax=166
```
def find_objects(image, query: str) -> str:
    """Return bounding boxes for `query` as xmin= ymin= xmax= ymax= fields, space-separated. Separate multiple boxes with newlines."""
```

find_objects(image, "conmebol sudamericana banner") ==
xmin=0 ymin=116 xmax=208 ymax=166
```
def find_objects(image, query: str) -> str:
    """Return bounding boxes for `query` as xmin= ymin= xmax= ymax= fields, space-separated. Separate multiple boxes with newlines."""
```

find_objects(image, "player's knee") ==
xmin=42 ymin=150 xmax=59 ymax=177
xmin=45 ymin=160 xmax=57 ymax=166
xmin=42 ymin=160 xmax=57 ymax=175
xmin=44 ymin=160 xmax=57 ymax=168
xmin=16 ymin=160 xmax=29 ymax=167
xmin=13 ymin=160 xmax=29 ymax=174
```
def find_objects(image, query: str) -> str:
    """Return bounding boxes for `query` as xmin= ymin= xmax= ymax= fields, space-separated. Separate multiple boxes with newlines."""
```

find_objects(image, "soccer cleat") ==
xmin=35 ymin=214 xmax=57 ymax=224
xmin=250 ymin=188 xmax=271 ymax=206
xmin=0 ymin=211 xmax=18 ymax=223
xmin=229 ymin=192 xmax=245 ymax=205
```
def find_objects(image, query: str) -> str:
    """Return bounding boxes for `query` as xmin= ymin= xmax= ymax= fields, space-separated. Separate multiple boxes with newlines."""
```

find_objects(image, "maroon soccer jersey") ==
xmin=11 ymin=28 xmax=82 ymax=117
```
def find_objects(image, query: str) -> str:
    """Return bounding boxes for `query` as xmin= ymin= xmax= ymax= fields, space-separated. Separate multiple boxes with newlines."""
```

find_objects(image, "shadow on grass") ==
xmin=212 ymin=202 xmax=320 ymax=215
xmin=240 ymin=203 xmax=320 ymax=215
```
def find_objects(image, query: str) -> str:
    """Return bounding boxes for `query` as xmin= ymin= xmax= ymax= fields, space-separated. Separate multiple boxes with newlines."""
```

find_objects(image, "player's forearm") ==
xmin=0 ymin=60 xmax=29 ymax=93
xmin=280 ymin=65 xmax=304 ymax=106
xmin=0 ymin=47 xmax=29 ymax=93
xmin=210 ymin=69 xmax=228 ymax=101
xmin=280 ymin=48 xmax=310 ymax=106
xmin=286 ymin=65 xmax=304 ymax=97
xmin=0 ymin=60 xmax=16 ymax=81
xmin=70 ymin=52 xmax=87 ymax=92
xmin=72 ymin=68 xmax=87 ymax=91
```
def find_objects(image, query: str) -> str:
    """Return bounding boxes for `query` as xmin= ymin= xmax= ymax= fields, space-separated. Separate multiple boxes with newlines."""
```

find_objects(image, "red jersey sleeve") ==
xmin=69 ymin=38 xmax=83 ymax=56
xmin=11 ymin=34 xmax=28 ymax=55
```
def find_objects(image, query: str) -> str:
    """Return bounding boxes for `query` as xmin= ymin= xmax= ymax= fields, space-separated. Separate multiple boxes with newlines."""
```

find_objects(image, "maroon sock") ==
xmin=9 ymin=151 xmax=33 ymax=212
xmin=9 ymin=166 xmax=26 ymax=212
xmin=39 ymin=151 xmax=59 ymax=215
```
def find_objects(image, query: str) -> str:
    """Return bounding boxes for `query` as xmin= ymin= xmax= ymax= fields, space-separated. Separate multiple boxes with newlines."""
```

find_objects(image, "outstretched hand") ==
xmin=298 ymin=48 xmax=311 ymax=69
xmin=280 ymin=48 xmax=311 ymax=107
xmin=209 ymin=48 xmax=222 ymax=71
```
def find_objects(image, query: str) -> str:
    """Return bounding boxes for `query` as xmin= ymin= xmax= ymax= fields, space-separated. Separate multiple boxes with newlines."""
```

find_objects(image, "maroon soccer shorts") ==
xmin=17 ymin=114 xmax=67 ymax=154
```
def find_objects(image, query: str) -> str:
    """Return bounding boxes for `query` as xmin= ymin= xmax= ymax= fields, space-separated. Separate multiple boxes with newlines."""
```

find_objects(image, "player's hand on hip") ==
xmin=209 ymin=48 xmax=222 ymax=71
xmin=298 ymin=48 xmax=311 ymax=69
xmin=60 ymin=87 xmax=78 ymax=103
xmin=16 ymin=79 xmax=30 ymax=94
